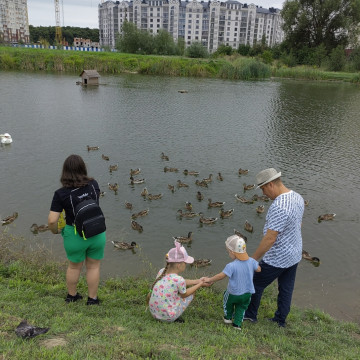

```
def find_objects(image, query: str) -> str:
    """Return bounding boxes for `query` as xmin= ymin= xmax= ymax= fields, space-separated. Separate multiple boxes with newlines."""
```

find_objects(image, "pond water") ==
xmin=1 ymin=71 xmax=359 ymax=324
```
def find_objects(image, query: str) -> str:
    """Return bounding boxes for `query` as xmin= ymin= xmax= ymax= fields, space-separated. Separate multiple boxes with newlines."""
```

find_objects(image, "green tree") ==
xmin=327 ymin=45 xmax=346 ymax=71
xmin=185 ymin=42 xmax=209 ymax=58
xmin=153 ymin=30 xmax=176 ymax=55
xmin=237 ymin=44 xmax=251 ymax=56
xmin=282 ymin=0 xmax=360 ymax=53
xmin=349 ymin=46 xmax=360 ymax=70
xmin=176 ymin=37 xmax=185 ymax=56
xmin=213 ymin=44 xmax=234 ymax=57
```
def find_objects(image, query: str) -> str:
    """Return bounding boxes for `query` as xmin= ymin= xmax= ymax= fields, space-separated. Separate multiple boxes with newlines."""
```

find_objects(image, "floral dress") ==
xmin=149 ymin=269 xmax=194 ymax=322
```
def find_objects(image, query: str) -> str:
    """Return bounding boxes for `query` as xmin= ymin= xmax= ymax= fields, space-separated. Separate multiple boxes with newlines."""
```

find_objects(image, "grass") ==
xmin=0 ymin=231 xmax=359 ymax=359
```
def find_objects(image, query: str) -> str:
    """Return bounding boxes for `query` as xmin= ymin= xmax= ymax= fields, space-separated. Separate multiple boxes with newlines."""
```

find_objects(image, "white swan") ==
xmin=0 ymin=133 xmax=12 ymax=144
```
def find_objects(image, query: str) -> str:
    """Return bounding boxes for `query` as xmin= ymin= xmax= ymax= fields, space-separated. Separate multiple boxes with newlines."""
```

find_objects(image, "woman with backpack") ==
xmin=48 ymin=154 xmax=106 ymax=305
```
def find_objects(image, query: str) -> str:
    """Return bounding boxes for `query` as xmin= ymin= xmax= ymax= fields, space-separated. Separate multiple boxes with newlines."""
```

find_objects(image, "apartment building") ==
xmin=98 ymin=0 xmax=284 ymax=52
xmin=74 ymin=37 xmax=100 ymax=49
xmin=0 ymin=0 xmax=29 ymax=43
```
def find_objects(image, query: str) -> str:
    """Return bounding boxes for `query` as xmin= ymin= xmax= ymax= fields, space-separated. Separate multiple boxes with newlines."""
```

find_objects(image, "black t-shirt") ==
xmin=50 ymin=179 xmax=100 ymax=226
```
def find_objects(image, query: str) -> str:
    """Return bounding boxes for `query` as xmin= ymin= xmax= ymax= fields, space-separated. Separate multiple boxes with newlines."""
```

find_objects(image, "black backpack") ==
xmin=70 ymin=183 xmax=106 ymax=240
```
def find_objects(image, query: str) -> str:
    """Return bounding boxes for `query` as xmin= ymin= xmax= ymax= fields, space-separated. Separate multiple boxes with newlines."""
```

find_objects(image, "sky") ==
xmin=27 ymin=0 xmax=285 ymax=28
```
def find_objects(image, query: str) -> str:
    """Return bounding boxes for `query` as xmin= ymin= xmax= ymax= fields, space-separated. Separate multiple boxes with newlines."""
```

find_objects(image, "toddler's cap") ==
xmin=225 ymin=235 xmax=249 ymax=261
xmin=167 ymin=240 xmax=194 ymax=264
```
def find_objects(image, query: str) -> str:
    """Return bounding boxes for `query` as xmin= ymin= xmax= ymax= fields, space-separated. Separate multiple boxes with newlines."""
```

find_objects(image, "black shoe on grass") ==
xmin=86 ymin=297 xmax=100 ymax=305
xmin=65 ymin=293 xmax=83 ymax=303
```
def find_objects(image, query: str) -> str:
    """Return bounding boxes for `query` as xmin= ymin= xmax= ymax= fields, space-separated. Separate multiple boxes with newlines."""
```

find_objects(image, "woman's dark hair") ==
xmin=60 ymin=154 xmax=93 ymax=188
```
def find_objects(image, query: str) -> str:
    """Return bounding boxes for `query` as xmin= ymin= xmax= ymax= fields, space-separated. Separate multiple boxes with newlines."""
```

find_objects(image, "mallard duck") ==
xmin=140 ymin=187 xmax=148 ymax=197
xmin=192 ymin=259 xmax=212 ymax=267
xmin=30 ymin=223 xmax=49 ymax=233
xmin=258 ymin=195 xmax=270 ymax=202
xmin=100 ymin=191 xmax=106 ymax=197
xmin=161 ymin=152 xmax=169 ymax=161
xmin=196 ymin=191 xmax=204 ymax=201
xmin=177 ymin=180 xmax=189 ymax=188
xmin=177 ymin=209 xmax=198 ymax=218
xmin=1 ymin=212 xmax=18 ymax=225
xmin=125 ymin=201 xmax=133 ymax=210
xmin=318 ymin=213 xmax=336 ymax=222
xmin=173 ymin=231 xmax=193 ymax=243
xmin=302 ymin=250 xmax=320 ymax=266
xmin=252 ymin=194 xmax=259 ymax=201
xmin=243 ymin=183 xmax=255 ymax=191
xmin=217 ymin=172 xmax=224 ymax=181
xmin=112 ymin=240 xmax=137 ymax=250
xmin=244 ymin=220 xmax=253 ymax=233
xmin=183 ymin=169 xmax=199 ymax=176
xmin=87 ymin=145 xmax=99 ymax=151
xmin=185 ymin=201 xmax=193 ymax=211
xmin=208 ymin=198 xmax=225 ymax=208
xmin=234 ymin=194 xmax=254 ymax=204
xmin=147 ymin=193 xmax=163 ymax=200
xmin=130 ymin=176 xmax=145 ymax=185
xmin=202 ymin=174 xmax=213 ymax=183
xmin=131 ymin=209 xmax=149 ymax=219
xmin=130 ymin=168 xmax=141 ymax=176
xmin=168 ymin=184 xmax=175 ymax=193
xmin=199 ymin=213 xmax=217 ymax=224
xmin=234 ymin=229 xmax=248 ymax=243
xmin=238 ymin=168 xmax=249 ymax=175
xmin=131 ymin=220 xmax=143 ymax=232
xmin=102 ymin=154 xmax=110 ymax=161
xmin=109 ymin=164 xmax=118 ymax=172
xmin=195 ymin=180 xmax=208 ymax=188
xmin=220 ymin=208 xmax=234 ymax=218
xmin=108 ymin=183 xmax=119 ymax=192
xmin=164 ymin=166 xmax=179 ymax=173
xmin=256 ymin=205 xmax=265 ymax=214
xmin=304 ymin=200 xmax=309 ymax=206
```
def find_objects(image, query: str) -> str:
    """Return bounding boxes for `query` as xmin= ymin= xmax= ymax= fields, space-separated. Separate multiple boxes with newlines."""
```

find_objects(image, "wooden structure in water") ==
xmin=79 ymin=70 xmax=100 ymax=85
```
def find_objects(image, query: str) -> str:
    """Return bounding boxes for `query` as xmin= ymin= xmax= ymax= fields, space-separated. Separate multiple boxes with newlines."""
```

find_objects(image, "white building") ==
xmin=98 ymin=0 xmax=284 ymax=52
xmin=0 ymin=0 xmax=29 ymax=43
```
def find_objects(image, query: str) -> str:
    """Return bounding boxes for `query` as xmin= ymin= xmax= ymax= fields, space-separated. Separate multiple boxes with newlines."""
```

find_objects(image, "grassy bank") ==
xmin=0 ymin=232 xmax=359 ymax=359
xmin=1 ymin=46 xmax=359 ymax=82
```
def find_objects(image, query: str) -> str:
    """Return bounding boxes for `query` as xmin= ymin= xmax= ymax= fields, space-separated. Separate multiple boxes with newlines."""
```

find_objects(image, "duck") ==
xmin=302 ymin=250 xmax=320 ymax=266
xmin=199 ymin=213 xmax=218 ymax=224
xmin=202 ymin=174 xmax=213 ymax=183
xmin=238 ymin=168 xmax=249 ymax=175
xmin=130 ymin=176 xmax=145 ymax=185
xmin=304 ymin=200 xmax=309 ymax=206
xmin=243 ymin=183 xmax=256 ymax=191
xmin=130 ymin=168 xmax=141 ymax=176
xmin=217 ymin=172 xmax=224 ymax=181
xmin=173 ymin=231 xmax=193 ymax=244
xmin=195 ymin=180 xmax=208 ymax=188
xmin=177 ymin=209 xmax=198 ymax=218
xmin=131 ymin=209 xmax=149 ymax=219
xmin=220 ymin=208 xmax=234 ymax=218
xmin=256 ymin=205 xmax=265 ymax=214
xmin=208 ymin=198 xmax=225 ymax=208
xmin=112 ymin=241 xmax=137 ymax=250
xmin=109 ymin=164 xmax=118 ymax=172
xmin=87 ymin=145 xmax=99 ymax=151
xmin=161 ymin=152 xmax=169 ymax=161
xmin=102 ymin=154 xmax=110 ymax=161
xmin=131 ymin=220 xmax=143 ymax=232
xmin=140 ymin=187 xmax=148 ymax=197
xmin=196 ymin=191 xmax=204 ymax=201
xmin=168 ymin=184 xmax=175 ymax=193
xmin=258 ymin=195 xmax=270 ymax=202
xmin=234 ymin=229 xmax=248 ymax=243
xmin=192 ymin=259 xmax=212 ymax=267
xmin=125 ymin=201 xmax=133 ymax=210
xmin=178 ymin=90 xmax=188 ymax=93
xmin=100 ymin=191 xmax=106 ymax=197
xmin=183 ymin=169 xmax=199 ymax=176
xmin=234 ymin=194 xmax=254 ymax=204
xmin=185 ymin=201 xmax=193 ymax=211
xmin=244 ymin=220 xmax=253 ymax=233
xmin=108 ymin=183 xmax=119 ymax=192
xmin=177 ymin=180 xmax=189 ymax=188
xmin=252 ymin=194 xmax=259 ymax=201
xmin=318 ymin=213 xmax=336 ymax=222
xmin=30 ymin=223 xmax=49 ymax=233
xmin=1 ymin=212 xmax=18 ymax=225
xmin=164 ymin=166 xmax=179 ymax=173
xmin=0 ymin=133 xmax=12 ymax=144
xmin=147 ymin=193 xmax=163 ymax=200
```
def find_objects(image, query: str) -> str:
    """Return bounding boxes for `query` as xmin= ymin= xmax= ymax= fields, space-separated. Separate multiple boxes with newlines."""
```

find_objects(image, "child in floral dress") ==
xmin=148 ymin=240 xmax=206 ymax=322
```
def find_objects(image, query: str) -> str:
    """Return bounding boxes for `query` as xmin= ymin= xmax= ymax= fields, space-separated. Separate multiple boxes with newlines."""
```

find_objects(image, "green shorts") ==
xmin=62 ymin=225 xmax=106 ymax=263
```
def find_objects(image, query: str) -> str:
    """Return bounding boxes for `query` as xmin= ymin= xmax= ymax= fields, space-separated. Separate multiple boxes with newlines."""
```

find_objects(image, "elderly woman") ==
xmin=48 ymin=154 xmax=106 ymax=305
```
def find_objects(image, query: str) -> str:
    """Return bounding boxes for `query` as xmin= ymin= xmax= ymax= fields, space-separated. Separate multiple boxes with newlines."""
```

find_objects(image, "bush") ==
xmin=237 ymin=44 xmax=251 ymax=56
xmin=349 ymin=47 xmax=360 ymax=71
xmin=261 ymin=50 xmax=273 ymax=65
xmin=213 ymin=44 xmax=234 ymax=57
xmin=327 ymin=45 xmax=346 ymax=71
xmin=185 ymin=42 xmax=208 ymax=58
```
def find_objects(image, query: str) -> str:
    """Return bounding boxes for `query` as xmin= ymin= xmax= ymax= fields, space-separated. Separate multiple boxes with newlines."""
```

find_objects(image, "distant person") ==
xmin=244 ymin=168 xmax=305 ymax=327
xmin=48 ymin=154 xmax=106 ymax=305
xmin=147 ymin=240 xmax=207 ymax=322
xmin=203 ymin=235 xmax=260 ymax=330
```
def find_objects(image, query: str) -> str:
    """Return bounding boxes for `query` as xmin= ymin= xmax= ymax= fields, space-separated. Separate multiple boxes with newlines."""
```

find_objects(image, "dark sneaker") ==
xmin=174 ymin=317 xmax=185 ymax=323
xmin=268 ymin=318 xmax=286 ymax=328
xmin=86 ymin=297 xmax=100 ymax=305
xmin=232 ymin=323 xmax=242 ymax=330
xmin=65 ymin=293 xmax=83 ymax=303
xmin=243 ymin=317 xmax=257 ymax=324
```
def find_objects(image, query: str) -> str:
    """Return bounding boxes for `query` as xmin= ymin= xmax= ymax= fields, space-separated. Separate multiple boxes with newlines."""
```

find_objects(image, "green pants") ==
xmin=223 ymin=290 xmax=252 ymax=327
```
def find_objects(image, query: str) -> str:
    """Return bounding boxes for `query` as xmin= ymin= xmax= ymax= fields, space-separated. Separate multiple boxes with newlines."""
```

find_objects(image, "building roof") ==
xmin=79 ymin=70 xmax=100 ymax=78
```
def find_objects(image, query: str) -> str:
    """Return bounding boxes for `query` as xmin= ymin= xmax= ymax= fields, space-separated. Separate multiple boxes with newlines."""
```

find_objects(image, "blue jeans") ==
xmin=245 ymin=260 xmax=298 ymax=326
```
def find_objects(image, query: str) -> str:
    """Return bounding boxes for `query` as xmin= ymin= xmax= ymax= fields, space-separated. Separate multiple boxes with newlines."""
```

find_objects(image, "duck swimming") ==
xmin=131 ymin=209 xmax=149 ymax=219
xmin=238 ymin=168 xmax=249 ymax=175
xmin=192 ymin=259 xmax=212 ymax=267
xmin=244 ymin=220 xmax=253 ymax=233
xmin=164 ymin=166 xmax=179 ymax=173
xmin=161 ymin=152 xmax=169 ymax=161
xmin=202 ymin=174 xmax=213 ymax=183
xmin=130 ymin=176 xmax=145 ymax=185
xmin=112 ymin=241 xmax=137 ymax=250
xmin=256 ymin=205 xmax=265 ymax=214
xmin=131 ymin=220 xmax=143 ymax=232
xmin=208 ymin=198 xmax=225 ymax=208
xmin=243 ymin=183 xmax=256 ymax=191
xmin=109 ymin=164 xmax=118 ymax=172
xmin=1 ymin=212 xmax=18 ymax=225
xmin=217 ymin=172 xmax=224 ymax=181
xmin=102 ymin=154 xmax=110 ymax=161
xmin=30 ymin=223 xmax=49 ymax=233
xmin=125 ymin=201 xmax=133 ymax=210
xmin=168 ymin=184 xmax=175 ymax=193
xmin=185 ymin=202 xmax=192 ymax=211
xmin=173 ymin=231 xmax=193 ymax=244
xmin=302 ymin=250 xmax=320 ymax=266
xmin=177 ymin=180 xmax=189 ymax=188
xmin=177 ymin=209 xmax=198 ymax=218
xmin=234 ymin=194 xmax=254 ymax=204
xmin=183 ymin=169 xmax=199 ymax=176
xmin=147 ymin=193 xmax=163 ymax=200
xmin=140 ymin=187 xmax=148 ymax=197
xmin=234 ymin=229 xmax=248 ymax=243
xmin=100 ymin=191 xmax=106 ymax=197
xmin=196 ymin=191 xmax=204 ymax=201
xmin=220 ymin=208 xmax=234 ymax=219
xmin=87 ymin=145 xmax=99 ymax=151
xmin=130 ymin=168 xmax=141 ymax=176
xmin=195 ymin=180 xmax=208 ymax=188
xmin=199 ymin=213 xmax=218 ymax=224
xmin=318 ymin=213 xmax=336 ymax=222
xmin=108 ymin=183 xmax=119 ymax=192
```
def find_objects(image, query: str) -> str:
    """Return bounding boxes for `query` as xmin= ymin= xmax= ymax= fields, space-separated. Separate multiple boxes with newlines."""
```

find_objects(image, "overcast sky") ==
xmin=27 ymin=0 xmax=284 ymax=28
